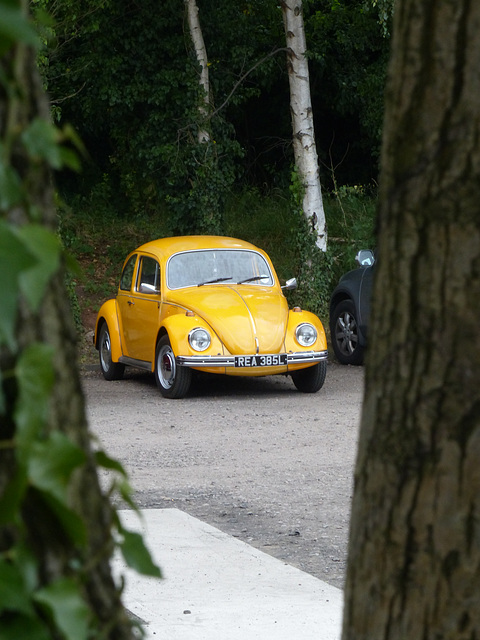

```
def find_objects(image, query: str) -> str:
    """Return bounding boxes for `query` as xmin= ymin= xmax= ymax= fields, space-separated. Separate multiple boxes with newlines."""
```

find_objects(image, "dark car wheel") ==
xmin=291 ymin=361 xmax=327 ymax=393
xmin=99 ymin=324 xmax=125 ymax=381
xmin=330 ymin=299 xmax=365 ymax=365
xmin=155 ymin=335 xmax=192 ymax=399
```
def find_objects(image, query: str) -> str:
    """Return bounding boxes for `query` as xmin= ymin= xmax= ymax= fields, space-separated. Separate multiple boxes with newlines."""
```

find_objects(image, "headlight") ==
xmin=188 ymin=328 xmax=211 ymax=352
xmin=295 ymin=323 xmax=317 ymax=347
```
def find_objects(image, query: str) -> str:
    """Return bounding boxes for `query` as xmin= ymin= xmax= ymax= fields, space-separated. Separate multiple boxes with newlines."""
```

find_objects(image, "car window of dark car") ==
xmin=136 ymin=256 xmax=160 ymax=294
xmin=119 ymin=254 xmax=137 ymax=291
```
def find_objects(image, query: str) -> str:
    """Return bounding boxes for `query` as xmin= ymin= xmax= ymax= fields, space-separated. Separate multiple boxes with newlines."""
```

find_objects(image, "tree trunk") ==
xmin=0 ymin=16 xmax=135 ymax=640
xmin=185 ymin=0 xmax=211 ymax=143
xmin=343 ymin=2 xmax=480 ymax=639
xmin=281 ymin=0 xmax=327 ymax=252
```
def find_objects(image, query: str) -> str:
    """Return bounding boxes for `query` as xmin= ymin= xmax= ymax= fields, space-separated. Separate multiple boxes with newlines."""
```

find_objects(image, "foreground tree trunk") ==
xmin=0 ymin=8 xmax=136 ymax=639
xmin=343 ymin=2 xmax=480 ymax=639
xmin=281 ymin=0 xmax=326 ymax=252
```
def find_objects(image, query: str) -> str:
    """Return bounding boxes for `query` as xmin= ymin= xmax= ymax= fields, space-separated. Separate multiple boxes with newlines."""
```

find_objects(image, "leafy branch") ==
xmin=0 ymin=3 xmax=160 ymax=638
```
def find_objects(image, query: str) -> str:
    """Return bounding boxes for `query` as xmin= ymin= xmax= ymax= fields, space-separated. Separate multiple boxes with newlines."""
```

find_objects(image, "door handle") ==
xmin=127 ymin=300 xmax=135 ymax=306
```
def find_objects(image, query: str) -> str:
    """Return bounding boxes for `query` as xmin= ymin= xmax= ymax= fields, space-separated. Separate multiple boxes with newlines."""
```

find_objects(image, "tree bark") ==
xmin=185 ymin=0 xmax=211 ymax=143
xmin=281 ymin=0 xmax=327 ymax=251
xmin=0 ymin=20 xmax=136 ymax=640
xmin=343 ymin=2 xmax=480 ymax=639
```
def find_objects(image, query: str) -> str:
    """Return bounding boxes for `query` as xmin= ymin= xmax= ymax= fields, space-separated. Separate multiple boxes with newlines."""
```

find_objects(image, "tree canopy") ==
xmin=34 ymin=0 xmax=391 ymax=229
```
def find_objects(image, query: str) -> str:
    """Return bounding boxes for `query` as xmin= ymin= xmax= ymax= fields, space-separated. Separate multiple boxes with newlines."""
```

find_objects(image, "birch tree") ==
xmin=185 ymin=0 xmax=211 ymax=142
xmin=343 ymin=1 xmax=480 ymax=638
xmin=281 ymin=0 xmax=326 ymax=252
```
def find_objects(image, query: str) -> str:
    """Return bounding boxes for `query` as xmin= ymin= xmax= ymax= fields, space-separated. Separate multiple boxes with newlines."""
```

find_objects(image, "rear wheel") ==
xmin=154 ymin=335 xmax=192 ymax=399
xmin=98 ymin=324 xmax=125 ymax=381
xmin=291 ymin=361 xmax=327 ymax=393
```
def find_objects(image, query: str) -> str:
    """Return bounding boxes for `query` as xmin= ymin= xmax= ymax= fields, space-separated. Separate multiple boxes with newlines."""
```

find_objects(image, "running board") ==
xmin=118 ymin=356 xmax=152 ymax=371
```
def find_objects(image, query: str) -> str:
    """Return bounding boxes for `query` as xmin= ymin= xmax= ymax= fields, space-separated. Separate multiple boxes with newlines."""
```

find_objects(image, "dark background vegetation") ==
xmin=34 ymin=0 xmax=387 ymax=336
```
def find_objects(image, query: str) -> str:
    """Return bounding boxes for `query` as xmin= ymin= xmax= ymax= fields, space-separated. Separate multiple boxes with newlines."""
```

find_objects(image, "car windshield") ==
xmin=167 ymin=249 xmax=274 ymax=289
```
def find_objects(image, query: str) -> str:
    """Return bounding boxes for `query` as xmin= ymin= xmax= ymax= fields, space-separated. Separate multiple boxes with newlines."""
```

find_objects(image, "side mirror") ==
xmin=355 ymin=250 xmax=375 ymax=267
xmin=282 ymin=277 xmax=297 ymax=291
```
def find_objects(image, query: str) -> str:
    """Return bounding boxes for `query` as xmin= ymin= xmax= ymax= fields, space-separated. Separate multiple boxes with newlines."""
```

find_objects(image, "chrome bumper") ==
xmin=176 ymin=350 xmax=328 ymax=368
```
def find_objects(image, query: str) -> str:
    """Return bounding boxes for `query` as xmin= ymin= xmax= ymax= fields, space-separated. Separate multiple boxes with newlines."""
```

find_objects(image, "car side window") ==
xmin=136 ymin=256 xmax=160 ymax=294
xmin=119 ymin=255 xmax=137 ymax=291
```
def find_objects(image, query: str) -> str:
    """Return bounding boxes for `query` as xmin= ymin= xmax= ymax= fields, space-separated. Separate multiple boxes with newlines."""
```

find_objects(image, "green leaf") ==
xmin=40 ymin=493 xmax=87 ymax=546
xmin=116 ymin=477 xmax=138 ymax=511
xmin=0 ymin=221 xmax=37 ymax=349
xmin=20 ymin=120 xmax=83 ymax=172
xmin=26 ymin=430 xmax=87 ymax=544
xmin=34 ymin=578 xmax=89 ymax=640
xmin=14 ymin=343 xmax=55 ymax=452
xmin=28 ymin=432 xmax=86 ymax=505
xmin=0 ymin=614 xmax=50 ymax=640
xmin=95 ymin=450 xmax=127 ymax=476
xmin=0 ymin=560 xmax=34 ymax=617
xmin=0 ymin=464 xmax=28 ymax=526
xmin=31 ymin=6 xmax=55 ymax=30
xmin=59 ymin=147 xmax=81 ymax=172
xmin=61 ymin=123 xmax=87 ymax=158
xmin=0 ymin=4 xmax=39 ymax=56
xmin=0 ymin=368 xmax=4 ymax=415
xmin=119 ymin=528 xmax=162 ymax=578
xmin=12 ymin=542 xmax=39 ymax=594
xmin=0 ymin=158 xmax=22 ymax=210
xmin=21 ymin=119 xmax=63 ymax=169
xmin=18 ymin=225 xmax=62 ymax=311
xmin=64 ymin=249 xmax=81 ymax=276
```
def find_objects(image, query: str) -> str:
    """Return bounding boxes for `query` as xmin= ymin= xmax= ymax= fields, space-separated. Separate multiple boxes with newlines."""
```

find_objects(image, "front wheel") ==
xmin=291 ymin=361 xmax=327 ymax=393
xmin=98 ymin=324 xmax=125 ymax=381
xmin=154 ymin=335 xmax=192 ymax=399
xmin=330 ymin=299 xmax=365 ymax=365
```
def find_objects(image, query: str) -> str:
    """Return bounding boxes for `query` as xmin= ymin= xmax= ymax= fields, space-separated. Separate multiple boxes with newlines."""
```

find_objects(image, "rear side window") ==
xmin=119 ymin=255 xmax=137 ymax=291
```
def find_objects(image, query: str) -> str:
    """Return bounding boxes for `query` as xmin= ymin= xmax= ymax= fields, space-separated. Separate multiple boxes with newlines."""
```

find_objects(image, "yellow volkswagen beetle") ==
xmin=94 ymin=236 xmax=328 ymax=398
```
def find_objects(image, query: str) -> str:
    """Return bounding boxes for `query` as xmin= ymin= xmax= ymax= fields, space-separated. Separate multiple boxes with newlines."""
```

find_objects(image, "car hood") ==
xmin=166 ymin=286 xmax=288 ymax=354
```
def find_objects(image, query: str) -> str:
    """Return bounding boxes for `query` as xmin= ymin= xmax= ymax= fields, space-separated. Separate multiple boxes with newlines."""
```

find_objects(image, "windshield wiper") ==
xmin=197 ymin=276 xmax=232 ymax=287
xmin=236 ymin=275 xmax=270 ymax=284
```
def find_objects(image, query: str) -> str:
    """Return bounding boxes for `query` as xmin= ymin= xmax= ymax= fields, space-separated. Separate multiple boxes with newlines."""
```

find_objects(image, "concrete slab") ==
xmin=114 ymin=509 xmax=343 ymax=639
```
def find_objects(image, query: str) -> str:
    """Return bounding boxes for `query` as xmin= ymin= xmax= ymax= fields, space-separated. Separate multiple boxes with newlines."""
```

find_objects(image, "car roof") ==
xmin=136 ymin=235 xmax=263 ymax=259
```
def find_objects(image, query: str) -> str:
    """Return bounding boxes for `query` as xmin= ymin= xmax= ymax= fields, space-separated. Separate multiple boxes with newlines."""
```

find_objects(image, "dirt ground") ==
xmin=82 ymin=358 xmax=364 ymax=590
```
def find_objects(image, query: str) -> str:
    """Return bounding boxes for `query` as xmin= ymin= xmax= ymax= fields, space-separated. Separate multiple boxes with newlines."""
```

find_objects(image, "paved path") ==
xmin=85 ymin=363 xmax=364 ymax=588
xmin=114 ymin=509 xmax=343 ymax=639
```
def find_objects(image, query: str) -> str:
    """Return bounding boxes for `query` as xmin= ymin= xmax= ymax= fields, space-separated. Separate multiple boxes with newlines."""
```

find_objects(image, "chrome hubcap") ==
xmin=100 ymin=330 xmax=112 ymax=370
xmin=158 ymin=345 xmax=176 ymax=388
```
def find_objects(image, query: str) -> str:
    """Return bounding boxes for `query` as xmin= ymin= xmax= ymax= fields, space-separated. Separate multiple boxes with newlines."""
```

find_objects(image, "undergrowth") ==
xmin=59 ymin=186 xmax=376 ymax=335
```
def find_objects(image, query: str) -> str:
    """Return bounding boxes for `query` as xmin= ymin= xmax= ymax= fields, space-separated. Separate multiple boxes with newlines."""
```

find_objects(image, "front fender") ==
xmin=284 ymin=309 xmax=327 ymax=354
xmin=94 ymin=299 xmax=123 ymax=363
xmin=161 ymin=313 xmax=224 ymax=357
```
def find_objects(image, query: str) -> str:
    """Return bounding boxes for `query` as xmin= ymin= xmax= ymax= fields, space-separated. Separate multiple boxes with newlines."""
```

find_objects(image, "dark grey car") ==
xmin=329 ymin=250 xmax=375 ymax=365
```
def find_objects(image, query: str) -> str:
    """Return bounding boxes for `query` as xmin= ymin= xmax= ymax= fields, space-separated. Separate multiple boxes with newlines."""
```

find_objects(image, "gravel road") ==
xmin=83 ymin=361 xmax=364 ymax=589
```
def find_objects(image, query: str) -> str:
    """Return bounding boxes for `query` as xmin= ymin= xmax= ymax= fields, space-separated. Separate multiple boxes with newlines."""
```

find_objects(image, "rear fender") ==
xmin=94 ymin=299 xmax=123 ymax=363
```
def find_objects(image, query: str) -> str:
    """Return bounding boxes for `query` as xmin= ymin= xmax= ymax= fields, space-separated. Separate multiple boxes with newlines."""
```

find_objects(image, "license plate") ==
xmin=234 ymin=354 xmax=287 ymax=368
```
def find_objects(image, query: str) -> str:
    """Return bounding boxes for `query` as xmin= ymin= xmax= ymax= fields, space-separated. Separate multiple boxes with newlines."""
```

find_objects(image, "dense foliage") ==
xmin=34 ymin=0 xmax=390 ymax=222
xmin=30 ymin=0 xmax=388 ymax=318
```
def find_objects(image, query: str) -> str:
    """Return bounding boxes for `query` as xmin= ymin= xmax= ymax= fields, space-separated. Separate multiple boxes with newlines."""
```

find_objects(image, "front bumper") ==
xmin=176 ymin=350 xmax=328 ymax=368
